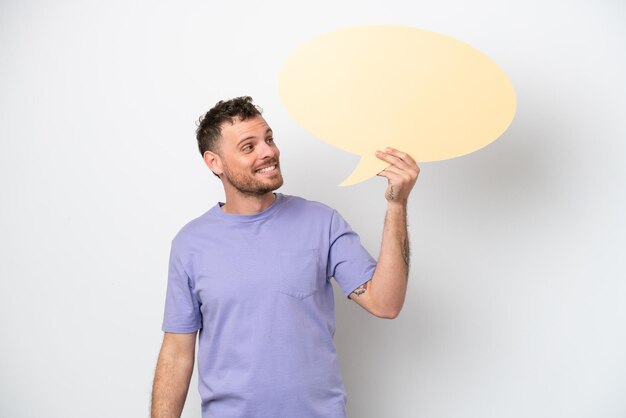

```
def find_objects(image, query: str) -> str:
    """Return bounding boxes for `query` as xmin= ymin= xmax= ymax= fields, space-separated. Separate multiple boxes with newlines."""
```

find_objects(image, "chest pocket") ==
xmin=278 ymin=249 xmax=320 ymax=300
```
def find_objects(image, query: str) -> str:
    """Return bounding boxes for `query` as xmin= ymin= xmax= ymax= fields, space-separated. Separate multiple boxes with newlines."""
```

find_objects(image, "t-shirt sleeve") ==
xmin=327 ymin=209 xmax=378 ymax=298
xmin=161 ymin=240 xmax=202 ymax=333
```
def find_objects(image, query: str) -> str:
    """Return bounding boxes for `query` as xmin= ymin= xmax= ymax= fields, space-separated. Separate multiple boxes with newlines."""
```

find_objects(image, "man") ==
xmin=151 ymin=96 xmax=419 ymax=418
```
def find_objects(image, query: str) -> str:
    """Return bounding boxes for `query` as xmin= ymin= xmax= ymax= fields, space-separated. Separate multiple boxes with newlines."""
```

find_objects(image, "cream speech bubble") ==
xmin=279 ymin=25 xmax=517 ymax=186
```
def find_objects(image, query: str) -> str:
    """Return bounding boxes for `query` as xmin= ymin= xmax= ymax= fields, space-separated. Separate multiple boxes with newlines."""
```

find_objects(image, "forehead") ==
xmin=219 ymin=115 xmax=271 ymax=146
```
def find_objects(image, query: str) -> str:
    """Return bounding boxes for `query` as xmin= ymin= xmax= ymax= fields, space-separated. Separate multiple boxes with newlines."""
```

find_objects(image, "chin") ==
xmin=268 ymin=178 xmax=284 ymax=192
xmin=259 ymin=171 xmax=283 ymax=188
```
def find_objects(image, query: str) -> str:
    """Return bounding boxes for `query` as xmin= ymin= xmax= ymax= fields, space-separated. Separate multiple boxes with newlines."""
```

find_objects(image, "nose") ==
xmin=258 ymin=141 xmax=279 ymax=160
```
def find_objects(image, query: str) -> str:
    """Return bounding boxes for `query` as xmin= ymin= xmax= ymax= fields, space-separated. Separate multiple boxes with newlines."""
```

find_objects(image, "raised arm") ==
xmin=151 ymin=331 xmax=197 ymax=418
xmin=349 ymin=147 xmax=419 ymax=319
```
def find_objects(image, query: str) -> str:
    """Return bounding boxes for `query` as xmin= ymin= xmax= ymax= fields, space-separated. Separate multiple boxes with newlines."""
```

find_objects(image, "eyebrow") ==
xmin=237 ymin=128 xmax=273 ymax=147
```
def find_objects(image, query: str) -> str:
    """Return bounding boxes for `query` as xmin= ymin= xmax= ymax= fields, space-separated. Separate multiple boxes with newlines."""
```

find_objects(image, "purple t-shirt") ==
xmin=162 ymin=193 xmax=377 ymax=418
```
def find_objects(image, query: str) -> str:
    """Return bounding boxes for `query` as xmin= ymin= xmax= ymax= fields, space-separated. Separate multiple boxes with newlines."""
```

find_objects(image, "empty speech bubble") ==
xmin=279 ymin=25 xmax=517 ymax=186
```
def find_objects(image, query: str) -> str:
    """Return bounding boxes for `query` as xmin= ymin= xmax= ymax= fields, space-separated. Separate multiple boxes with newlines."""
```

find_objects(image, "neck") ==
xmin=221 ymin=191 xmax=277 ymax=215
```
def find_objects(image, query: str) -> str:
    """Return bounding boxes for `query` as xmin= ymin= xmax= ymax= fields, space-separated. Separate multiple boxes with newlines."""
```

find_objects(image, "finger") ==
xmin=378 ymin=165 xmax=405 ymax=176
xmin=378 ymin=163 xmax=418 ymax=184
xmin=376 ymin=163 xmax=392 ymax=176
xmin=375 ymin=150 xmax=411 ymax=170
xmin=383 ymin=147 xmax=418 ymax=166
xmin=382 ymin=149 xmax=420 ymax=178
xmin=378 ymin=150 xmax=420 ymax=181
xmin=376 ymin=168 xmax=404 ymax=183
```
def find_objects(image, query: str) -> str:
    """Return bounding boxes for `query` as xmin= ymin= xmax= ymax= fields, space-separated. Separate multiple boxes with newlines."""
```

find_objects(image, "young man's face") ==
xmin=213 ymin=115 xmax=283 ymax=196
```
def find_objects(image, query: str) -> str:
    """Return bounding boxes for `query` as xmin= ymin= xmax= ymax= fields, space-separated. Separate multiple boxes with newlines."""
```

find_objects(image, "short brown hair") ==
xmin=196 ymin=96 xmax=263 ymax=157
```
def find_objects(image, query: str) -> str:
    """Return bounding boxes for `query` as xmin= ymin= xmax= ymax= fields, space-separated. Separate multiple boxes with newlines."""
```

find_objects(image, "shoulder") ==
xmin=170 ymin=209 xmax=215 ymax=250
xmin=283 ymin=195 xmax=357 ymax=235
xmin=280 ymin=194 xmax=337 ymax=217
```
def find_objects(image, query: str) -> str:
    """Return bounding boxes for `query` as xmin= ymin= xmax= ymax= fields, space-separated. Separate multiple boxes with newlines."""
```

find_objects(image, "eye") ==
xmin=242 ymin=144 xmax=254 ymax=153
xmin=266 ymin=137 xmax=275 ymax=144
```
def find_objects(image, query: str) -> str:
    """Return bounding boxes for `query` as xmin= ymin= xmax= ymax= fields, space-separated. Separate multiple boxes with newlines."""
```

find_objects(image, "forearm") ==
xmin=370 ymin=202 xmax=410 ymax=317
xmin=151 ymin=348 xmax=195 ymax=418
xmin=349 ymin=147 xmax=417 ymax=318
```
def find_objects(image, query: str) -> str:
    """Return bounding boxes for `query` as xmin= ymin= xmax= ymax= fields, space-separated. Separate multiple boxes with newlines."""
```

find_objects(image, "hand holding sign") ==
xmin=376 ymin=147 xmax=420 ymax=205
xmin=279 ymin=25 xmax=517 ymax=186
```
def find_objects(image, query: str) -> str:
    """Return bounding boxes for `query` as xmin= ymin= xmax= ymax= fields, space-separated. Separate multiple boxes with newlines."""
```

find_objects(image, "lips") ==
xmin=256 ymin=165 xmax=276 ymax=173
xmin=254 ymin=161 xmax=279 ymax=173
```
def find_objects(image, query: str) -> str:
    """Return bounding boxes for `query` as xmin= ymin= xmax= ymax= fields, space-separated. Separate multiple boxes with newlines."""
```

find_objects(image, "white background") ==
xmin=1 ymin=1 xmax=625 ymax=417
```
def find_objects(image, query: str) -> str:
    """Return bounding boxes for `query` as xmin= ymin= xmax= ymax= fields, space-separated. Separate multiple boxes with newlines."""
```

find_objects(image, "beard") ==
xmin=221 ymin=160 xmax=284 ymax=196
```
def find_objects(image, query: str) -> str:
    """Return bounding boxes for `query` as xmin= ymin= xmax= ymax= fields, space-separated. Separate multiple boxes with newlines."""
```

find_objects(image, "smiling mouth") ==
xmin=255 ymin=164 xmax=278 ymax=174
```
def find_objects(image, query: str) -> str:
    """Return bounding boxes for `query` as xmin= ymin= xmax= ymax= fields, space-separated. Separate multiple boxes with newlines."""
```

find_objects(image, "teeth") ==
xmin=256 ymin=165 xmax=275 ymax=173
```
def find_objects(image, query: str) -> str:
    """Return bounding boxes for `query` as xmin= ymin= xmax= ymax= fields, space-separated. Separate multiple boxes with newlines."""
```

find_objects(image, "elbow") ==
xmin=383 ymin=310 xmax=401 ymax=320
xmin=374 ymin=306 xmax=402 ymax=320
xmin=371 ymin=296 xmax=404 ymax=319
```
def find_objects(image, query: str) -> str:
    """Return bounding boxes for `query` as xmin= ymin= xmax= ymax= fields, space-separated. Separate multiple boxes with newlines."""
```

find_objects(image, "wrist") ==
xmin=386 ymin=200 xmax=408 ymax=211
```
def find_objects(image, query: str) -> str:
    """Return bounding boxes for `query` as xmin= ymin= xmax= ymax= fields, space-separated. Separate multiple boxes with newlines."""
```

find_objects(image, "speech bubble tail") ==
xmin=338 ymin=154 xmax=389 ymax=187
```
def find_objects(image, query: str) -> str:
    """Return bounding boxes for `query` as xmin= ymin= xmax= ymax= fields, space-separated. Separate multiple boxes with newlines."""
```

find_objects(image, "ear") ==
xmin=203 ymin=150 xmax=223 ymax=176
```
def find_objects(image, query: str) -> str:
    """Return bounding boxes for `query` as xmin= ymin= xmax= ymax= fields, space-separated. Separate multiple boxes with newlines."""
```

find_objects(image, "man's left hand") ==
xmin=375 ymin=147 xmax=420 ymax=204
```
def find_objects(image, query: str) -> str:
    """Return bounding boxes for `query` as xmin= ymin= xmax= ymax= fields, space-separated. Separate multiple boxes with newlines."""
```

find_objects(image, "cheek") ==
xmin=236 ymin=155 xmax=253 ymax=166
